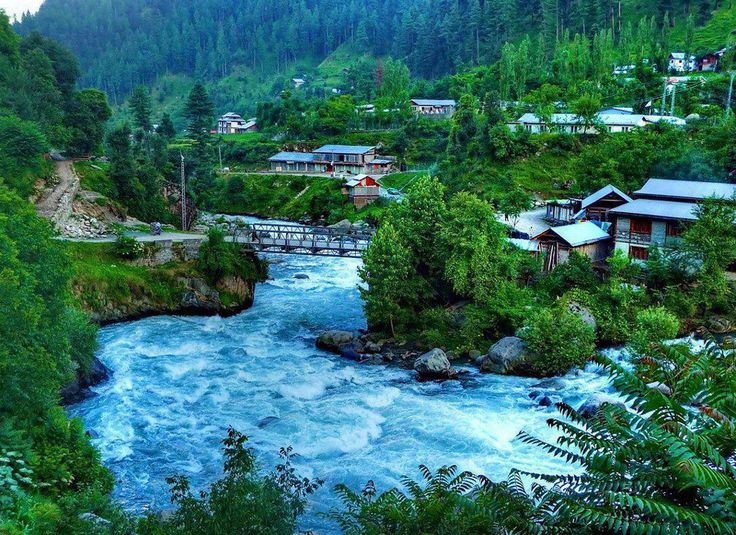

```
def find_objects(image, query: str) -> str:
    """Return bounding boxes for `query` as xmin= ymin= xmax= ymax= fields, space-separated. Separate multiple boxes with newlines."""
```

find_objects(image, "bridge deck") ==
xmin=229 ymin=223 xmax=373 ymax=258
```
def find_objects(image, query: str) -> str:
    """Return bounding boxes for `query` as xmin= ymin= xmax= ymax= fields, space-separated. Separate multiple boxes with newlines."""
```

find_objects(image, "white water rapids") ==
xmin=71 ymin=228 xmax=623 ymax=532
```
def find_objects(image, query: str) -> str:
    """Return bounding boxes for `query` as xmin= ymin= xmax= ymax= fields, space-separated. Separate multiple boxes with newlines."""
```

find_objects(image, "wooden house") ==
xmin=578 ymin=185 xmax=633 ymax=222
xmin=343 ymin=175 xmax=382 ymax=208
xmin=610 ymin=178 xmax=736 ymax=261
xmin=533 ymin=222 xmax=612 ymax=271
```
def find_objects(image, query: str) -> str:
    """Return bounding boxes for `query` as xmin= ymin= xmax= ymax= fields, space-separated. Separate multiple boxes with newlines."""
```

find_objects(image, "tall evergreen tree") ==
xmin=129 ymin=85 xmax=152 ymax=132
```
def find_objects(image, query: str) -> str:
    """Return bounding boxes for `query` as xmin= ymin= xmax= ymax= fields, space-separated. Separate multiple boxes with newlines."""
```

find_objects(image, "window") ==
xmin=666 ymin=221 xmax=682 ymax=237
xmin=630 ymin=246 xmax=649 ymax=261
xmin=630 ymin=218 xmax=652 ymax=234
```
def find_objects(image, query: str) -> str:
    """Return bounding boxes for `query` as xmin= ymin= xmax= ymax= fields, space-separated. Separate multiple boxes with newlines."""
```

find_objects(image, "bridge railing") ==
xmin=224 ymin=222 xmax=374 ymax=258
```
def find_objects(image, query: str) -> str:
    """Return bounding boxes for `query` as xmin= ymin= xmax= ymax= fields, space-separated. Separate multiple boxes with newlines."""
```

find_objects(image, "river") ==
xmin=71 ymin=238 xmax=621 ymax=532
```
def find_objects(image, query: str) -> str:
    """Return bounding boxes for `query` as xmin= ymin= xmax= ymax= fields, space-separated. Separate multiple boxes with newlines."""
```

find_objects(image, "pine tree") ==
xmin=157 ymin=112 xmax=176 ymax=140
xmin=129 ymin=85 xmax=152 ymax=132
xmin=184 ymin=81 xmax=214 ymax=134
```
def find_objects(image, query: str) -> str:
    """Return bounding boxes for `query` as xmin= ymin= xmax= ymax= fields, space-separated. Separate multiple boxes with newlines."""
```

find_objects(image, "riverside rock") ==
xmin=578 ymin=394 xmax=626 ymax=419
xmin=414 ymin=348 xmax=456 ymax=380
xmin=316 ymin=330 xmax=354 ymax=353
xmin=479 ymin=337 xmax=531 ymax=375
xmin=61 ymin=357 xmax=112 ymax=405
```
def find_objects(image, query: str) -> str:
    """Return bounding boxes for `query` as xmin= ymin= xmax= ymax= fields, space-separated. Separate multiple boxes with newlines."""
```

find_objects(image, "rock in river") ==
xmin=479 ymin=337 xmax=531 ymax=375
xmin=414 ymin=348 xmax=457 ymax=380
xmin=577 ymin=394 xmax=626 ymax=419
xmin=316 ymin=330 xmax=354 ymax=353
xmin=61 ymin=357 xmax=113 ymax=405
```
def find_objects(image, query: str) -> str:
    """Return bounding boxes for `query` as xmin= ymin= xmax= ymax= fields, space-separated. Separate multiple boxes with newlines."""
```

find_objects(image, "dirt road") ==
xmin=36 ymin=160 xmax=80 ymax=230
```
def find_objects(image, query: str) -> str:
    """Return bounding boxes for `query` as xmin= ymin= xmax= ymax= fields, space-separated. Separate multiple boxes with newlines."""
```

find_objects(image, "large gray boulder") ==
xmin=567 ymin=302 xmax=597 ymax=332
xmin=61 ymin=357 xmax=113 ymax=405
xmin=479 ymin=337 xmax=531 ymax=375
xmin=577 ymin=394 xmax=626 ymax=419
xmin=414 ymin=349 xmax=456 ymax=380
xmin=316 ymin=330 xmax=354 ymax=353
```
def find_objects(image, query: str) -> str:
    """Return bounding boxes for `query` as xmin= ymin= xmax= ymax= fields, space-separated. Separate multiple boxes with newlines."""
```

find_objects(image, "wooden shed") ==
xmin=533 ymin=221 xmax=612 ymax=271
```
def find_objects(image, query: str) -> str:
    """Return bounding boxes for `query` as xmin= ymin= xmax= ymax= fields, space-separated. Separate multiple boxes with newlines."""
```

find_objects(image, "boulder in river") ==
xmin=577 ymin=394 xmax=626 ymax=419
xmin=479 ymin=337 xmax=531 ymax=375
xmin=61 ymin=357 xmax=112 ymax=405
xmin=414 ymin=348 xmax=457 ymax=380
xmin=293 ymin=273 xmax=310 ymax=280
xmin=316 ymin=330 xmax=354 ymax=353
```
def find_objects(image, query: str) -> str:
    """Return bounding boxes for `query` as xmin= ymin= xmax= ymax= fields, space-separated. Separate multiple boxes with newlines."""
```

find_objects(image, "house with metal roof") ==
xmin=609 ymin=178 xmax=736 ymax=261
xmin=342 ymin=175 xmax=383 ymax=208
xmin=669 ymin=52 xmax=696 ymax=73
xmin=269 ymin=145 xmax=395 ymax=174
xmin=634 ymin=178 xmax=736 ymax=202
xmin=544 ymin=184 xmax=632 ymax=225
xmin=508 ymin=112 xmax=685 ymax=134
xmin=533 ymin=221 xmax=612 ymax=270
xmin=410 ymin=98 xmax=456 ymax=117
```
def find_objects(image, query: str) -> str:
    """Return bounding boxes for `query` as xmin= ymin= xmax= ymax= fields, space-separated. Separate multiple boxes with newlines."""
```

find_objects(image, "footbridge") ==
xmin=229 ymin=222 xmax=373 ymax=258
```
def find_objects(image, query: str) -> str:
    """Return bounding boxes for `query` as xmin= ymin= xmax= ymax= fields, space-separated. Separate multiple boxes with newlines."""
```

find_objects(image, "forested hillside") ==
xmin=16 ymin=0 xmax=732 ymax=107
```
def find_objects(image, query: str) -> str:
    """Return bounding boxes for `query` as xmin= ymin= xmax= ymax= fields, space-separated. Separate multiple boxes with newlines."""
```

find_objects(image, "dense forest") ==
xmin=16 ymin=0 xmax=729 ymax=104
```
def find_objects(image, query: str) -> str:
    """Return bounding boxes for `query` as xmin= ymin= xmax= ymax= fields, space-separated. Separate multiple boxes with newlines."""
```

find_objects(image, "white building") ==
xmin=217 ymin=113 xmax=257 ymax=134
xmin=508 ymin=112 xmax=686 ymax=134
xmin=668 ymin=52 xmax=696 ymax=73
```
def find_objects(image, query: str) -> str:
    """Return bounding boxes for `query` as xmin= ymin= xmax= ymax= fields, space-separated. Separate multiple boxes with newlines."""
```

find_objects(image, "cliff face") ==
xmin=70 ymin=239 xmax=259 ymax=325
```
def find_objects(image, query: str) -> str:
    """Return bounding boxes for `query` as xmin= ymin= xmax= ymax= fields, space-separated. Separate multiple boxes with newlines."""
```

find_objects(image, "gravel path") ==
xmin=36 ymin=160 xmax=80 ymax=230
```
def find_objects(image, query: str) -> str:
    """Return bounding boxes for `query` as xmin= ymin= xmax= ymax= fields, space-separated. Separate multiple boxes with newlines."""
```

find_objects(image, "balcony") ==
xmin=615 ymin=230 xmax=652 ymax=245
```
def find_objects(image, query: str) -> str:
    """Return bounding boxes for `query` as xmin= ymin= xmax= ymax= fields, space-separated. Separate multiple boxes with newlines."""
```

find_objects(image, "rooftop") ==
xmin=411 ymin=99 xmax=456 ymax=107
xmin=268 ymin=151 xmax=319 ymax=163
xmin=534 ymin=221 xmax=611 ymax=247
xmin=314 ymin=144 xmax=375 ymax=155
xmin=610 ymin=199 xmax=699 ymax=221
xmin=635 ymin=178 xmax=736 ymax=201
xmin=581 ymin=185 xmax=633 ymax=209
xmin=514 ymin=113 xmax=685 ymax=127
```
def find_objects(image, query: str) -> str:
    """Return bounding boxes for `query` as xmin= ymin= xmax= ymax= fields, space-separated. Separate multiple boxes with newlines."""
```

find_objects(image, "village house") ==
xmin=410 ymin=99 xmax=456 ymax=117
xmin=292 ymin=78 xmax=306 ymax=89
xmin=509 ymin=112 xmax=686 ymax=134
xmin=533 ymin=221 xmax=612 ymax=271
xmin=217 ymin=113 xmax=257 ymax=134
xmin=342 ymin=175 xmax=382 ymax=208
xmin=669 ymin=52 xmax=696 ymax=73
xmin=269 ymin=145 xmax=395 ymax=174
xmin=609 ymin=178 xmax=736 ymax=261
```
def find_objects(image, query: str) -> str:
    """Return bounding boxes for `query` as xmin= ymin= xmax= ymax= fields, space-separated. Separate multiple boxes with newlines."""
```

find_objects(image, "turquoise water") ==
xmin=72 ymin=249 xmax=618 ymax=532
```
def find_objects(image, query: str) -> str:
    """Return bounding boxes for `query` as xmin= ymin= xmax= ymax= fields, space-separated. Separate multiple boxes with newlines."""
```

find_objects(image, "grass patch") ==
xmin=67 ymin=241 xmax=195 ymax=315
xmin=75 ymin=160 xmax=115 ymax=197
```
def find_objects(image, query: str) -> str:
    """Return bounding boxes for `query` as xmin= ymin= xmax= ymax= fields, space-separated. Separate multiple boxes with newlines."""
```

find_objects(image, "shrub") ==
xmin=629 ymin=307 xmax=680 ymax=355
xmin=113 ymin=234 xmax=144 ymax=259
xmin=521 ymin=307 xmax=596 ymax=377
xmin=197 ymin=228 xmax=268 ymax=285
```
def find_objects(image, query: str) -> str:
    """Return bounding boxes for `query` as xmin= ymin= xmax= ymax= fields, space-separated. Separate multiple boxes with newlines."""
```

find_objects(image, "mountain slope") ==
xmin=19 ymin=0 xmax=732 ymax=103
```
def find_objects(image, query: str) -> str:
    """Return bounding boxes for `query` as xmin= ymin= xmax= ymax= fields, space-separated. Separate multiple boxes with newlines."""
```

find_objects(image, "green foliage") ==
xmin=197 ymin=227 xmax=268 ymax=285
xmin=114 ymin=234 xmax=144 ymax=260
xmin=359 ymin=222 xmax=415 ymax=336
xmin=129 ymin=86 xmax=153 ymax=132
xmin=630 ymin=307 xmax=680 ymax=355
xmin=139 ymin=428 xmax=321 ymax=535
xmin=0 ymin=115 xmax=48 ymax=197
xmin=521 ymin=306 xmax=596 ymax=376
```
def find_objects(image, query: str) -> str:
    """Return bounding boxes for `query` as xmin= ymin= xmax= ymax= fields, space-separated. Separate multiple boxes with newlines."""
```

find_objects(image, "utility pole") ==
xmin=180 ymin=152 xmax=187 ymax=231
xmin=661 ymin=77 xmax=669 ymax=115
xmin=726 ymin=71 xmax=735 ymax=121
xmin=218 ymin=145 xmax=223 ymax=172
xmin=670 ymin=83 xmax=677 ymax=116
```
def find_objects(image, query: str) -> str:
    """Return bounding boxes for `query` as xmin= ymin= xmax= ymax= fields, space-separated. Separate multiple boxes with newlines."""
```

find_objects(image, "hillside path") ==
xmin=36 ymin=160 xmax=80 ymax=230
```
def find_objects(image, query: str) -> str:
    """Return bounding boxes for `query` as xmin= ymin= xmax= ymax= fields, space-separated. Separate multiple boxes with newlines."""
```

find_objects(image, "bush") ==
xmin=630 ymin=307 xmax=680 ymax=355
xmin=113 ymin=234 xmax=144 ymax=259
xmin=197 ymin=228 xmax=268 ymax=285
xmin=521 ymin=307 xmax=596 ymax=377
